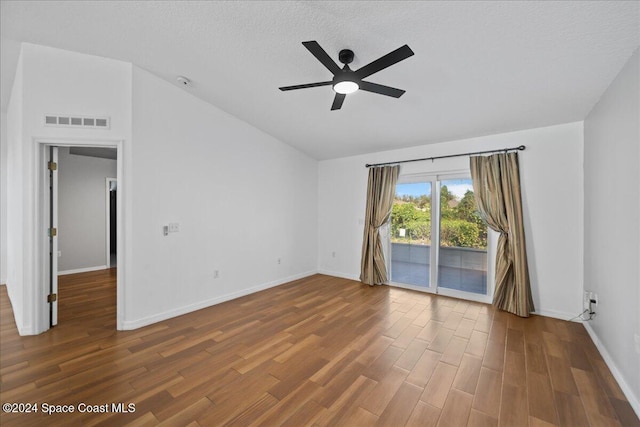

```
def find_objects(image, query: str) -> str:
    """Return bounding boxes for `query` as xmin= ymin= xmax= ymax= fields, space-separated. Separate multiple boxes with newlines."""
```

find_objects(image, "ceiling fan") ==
xmin=279 ymin=41 xmax=414 ymax=111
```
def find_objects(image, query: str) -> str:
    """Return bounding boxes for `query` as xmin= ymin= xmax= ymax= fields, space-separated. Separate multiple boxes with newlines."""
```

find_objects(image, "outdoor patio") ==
xmin=390 ymin=243 xmax=487 ymax=294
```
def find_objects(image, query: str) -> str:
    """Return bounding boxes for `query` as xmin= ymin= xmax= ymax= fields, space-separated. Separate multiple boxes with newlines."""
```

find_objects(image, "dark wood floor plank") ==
xmin=472 ymin=367 xmax=502 ymax=419
xmin=453 ymin=354 xmax=483 ymax=394
xmin=376 ymin=381 xmax=422 ymax=426
xmin=363 ymin=345 xmax=404 ymax=382
xmin=394 ymin=338 xmax=430 ymax=371
xmin=406 ymin=401 xmax=440 ymax=427
xmin=437 ymin=388 xmax=473 ymax=427
xmin=420 ymin=362 xmax=458 ymax=409
xmin=467 ymin=409 xmax=497 ymax=427
xmin=572 ymin=367 xmax=621 ymax=426
xmin=482 ymin=339 xmax=505 ymax=372
xmin=503 ymin=349 xmax=526 ymax=387
xmin=406 ymin=348 xmax=441 ymax=388
xmin=527 ymin=371 xmax=560 ymax=425
xmin=499 ymin=384 xmax=528 ymax=427
xmin=554 ymin=390 xmax=590 ymax=427
xmin=315 ymin=374 xmax=376 ymax=426
xmin=359 ymin=365 xmax=408 ymax=416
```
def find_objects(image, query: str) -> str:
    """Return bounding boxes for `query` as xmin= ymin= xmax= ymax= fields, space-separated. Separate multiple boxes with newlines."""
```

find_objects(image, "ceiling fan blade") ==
xmin=359 ymin=81 xmax=406 ymax=98
xmin=331 ymin=93 xmax=346 ymax=110
xmin=279 ymin=81 xmax=332 ymax=91
xmin=354 ymin=44 xmax=414 ymax=79
xmin=302 ymin=41 xmax=342 ymax=75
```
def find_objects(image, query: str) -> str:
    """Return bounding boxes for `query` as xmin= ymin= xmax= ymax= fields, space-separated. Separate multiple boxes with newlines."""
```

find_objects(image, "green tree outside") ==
xmin=391 ymin=186 xmax=487 ymax=249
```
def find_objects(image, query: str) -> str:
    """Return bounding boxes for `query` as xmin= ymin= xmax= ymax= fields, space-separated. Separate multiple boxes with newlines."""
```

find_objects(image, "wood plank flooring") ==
xmin=1 ymin=270 xmax=638 ymax=426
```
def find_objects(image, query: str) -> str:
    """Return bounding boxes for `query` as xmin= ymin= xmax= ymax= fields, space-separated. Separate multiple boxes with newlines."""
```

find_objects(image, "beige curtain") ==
xmin=360 ymin=165 xmax=400 ymax=286
xmin=470 ymin=153 xmax=534 ymax=317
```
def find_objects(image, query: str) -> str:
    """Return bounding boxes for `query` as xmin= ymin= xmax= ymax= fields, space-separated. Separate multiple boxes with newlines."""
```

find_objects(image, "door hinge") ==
xmin=48 ymin=161 xmax=57 ymax=171
xmin=49 ymin=228 xmax=57 ymax=237
xmin=47 ymin=293 xmax=57 ymax=303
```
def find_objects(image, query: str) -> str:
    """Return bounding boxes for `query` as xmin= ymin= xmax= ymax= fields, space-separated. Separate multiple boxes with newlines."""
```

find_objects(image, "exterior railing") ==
xmin=391 ymin=242 xmax=487 ymax=271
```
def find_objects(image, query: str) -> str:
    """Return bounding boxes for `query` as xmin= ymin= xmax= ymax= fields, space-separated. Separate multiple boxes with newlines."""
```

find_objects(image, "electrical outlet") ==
xmin=169 ymin=223 xmax=180 ymax=232
xmin=213 ymin=270 xmax=219 ymax=279
xmin=584 ymin=291 xmax=591 ymax=310
xmin=277 ymin=258 xmax=281 ymax=265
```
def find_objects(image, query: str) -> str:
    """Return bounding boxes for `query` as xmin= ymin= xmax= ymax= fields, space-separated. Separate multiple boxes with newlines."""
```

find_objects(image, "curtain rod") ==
xmin=365 ymin=145 xmax=526 ymax=168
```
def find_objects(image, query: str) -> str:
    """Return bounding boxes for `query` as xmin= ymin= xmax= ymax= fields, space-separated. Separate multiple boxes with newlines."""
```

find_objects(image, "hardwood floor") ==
xmin=1 ymin=270 xmax=638 ymax=426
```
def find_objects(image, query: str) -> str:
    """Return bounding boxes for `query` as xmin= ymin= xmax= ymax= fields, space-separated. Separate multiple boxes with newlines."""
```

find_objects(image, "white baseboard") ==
xmin=58 ymin=265 xmax=109 ymax=276
xmin=532 ymin=308 xmax=577 ymax=322
xmin=317 ymin=269 xmax=360 ymax=282
xmin=583 ymin=323 xmax=640 ymax=419
xmin=121 ymin=270 xmax=318 ymax=330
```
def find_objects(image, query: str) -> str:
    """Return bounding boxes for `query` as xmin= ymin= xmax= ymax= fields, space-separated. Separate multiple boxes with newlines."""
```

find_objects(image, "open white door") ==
xmin=48 ymin=146 xmax=59 ymax=326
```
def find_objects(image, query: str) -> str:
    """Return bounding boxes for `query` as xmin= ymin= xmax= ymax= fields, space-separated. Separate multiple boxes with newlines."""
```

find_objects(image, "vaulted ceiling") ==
xmin=1 ymin=1 xmax=638 ymax=159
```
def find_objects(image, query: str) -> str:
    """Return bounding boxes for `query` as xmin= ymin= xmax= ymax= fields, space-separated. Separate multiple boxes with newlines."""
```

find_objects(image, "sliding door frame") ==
xmin=388 ymin=170 xmax=496 ymax=304
xmin=389 ymin=173 xmax=438 ymax=293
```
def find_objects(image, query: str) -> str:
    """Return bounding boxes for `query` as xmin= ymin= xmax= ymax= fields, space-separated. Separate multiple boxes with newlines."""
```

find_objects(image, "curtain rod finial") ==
xmin=518 ymin=145 xmax=526 ymax=150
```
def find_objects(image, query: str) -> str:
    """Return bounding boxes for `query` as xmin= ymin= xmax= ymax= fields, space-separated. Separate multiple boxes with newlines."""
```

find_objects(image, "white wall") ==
xmin=318 ymin=122 xmax=584 ymax=320
xmin=1 ymin=109 xmax=7 ymax=285
xmin=6 ymin=43 xmax=132 ymax=334
xmin=126 ymin=66 xmax=317 ymax=328
xmin=57 ymin=148 xmax=117 ymax=273
xmin=6 ymin=50 xmax=25 ymax=331
xmin=584 ymin=48 xmax=639 ymax=414
xmin=6 ymin=43 xmax=319 ymax=334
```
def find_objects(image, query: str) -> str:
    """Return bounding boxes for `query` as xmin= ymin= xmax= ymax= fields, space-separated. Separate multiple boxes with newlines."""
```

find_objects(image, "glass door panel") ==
xmin=390 ymin=182 xmax=432 ymax=288
xmin=437 ymin=178 xmax=488 ymax=295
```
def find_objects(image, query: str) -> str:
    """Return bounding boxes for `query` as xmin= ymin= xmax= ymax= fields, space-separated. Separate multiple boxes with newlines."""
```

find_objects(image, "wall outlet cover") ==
xmin=583 ymin=291 xmax=591 ymax=310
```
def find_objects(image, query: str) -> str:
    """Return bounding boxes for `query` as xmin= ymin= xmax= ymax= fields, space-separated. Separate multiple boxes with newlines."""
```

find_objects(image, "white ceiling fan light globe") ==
xmin=333 ymin=80 xmax=359 ymax=94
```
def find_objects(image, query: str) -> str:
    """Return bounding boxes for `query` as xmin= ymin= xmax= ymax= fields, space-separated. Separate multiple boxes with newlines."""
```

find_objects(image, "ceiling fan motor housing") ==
xmin=338 ymin=49 xmax=354 ymax=65
xmin=332 ymin=68 xmax=359 ymax=87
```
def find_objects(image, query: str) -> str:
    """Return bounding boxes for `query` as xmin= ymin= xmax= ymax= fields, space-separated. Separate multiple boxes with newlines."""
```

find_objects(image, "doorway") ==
xmin=389 ymin=173 xmax=494 ymax=303
xmin=38 ymin=139 xmax=123 ymax=332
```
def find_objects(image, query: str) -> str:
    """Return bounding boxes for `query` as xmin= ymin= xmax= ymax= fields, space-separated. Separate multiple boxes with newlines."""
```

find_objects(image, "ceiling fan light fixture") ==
xmin=279 ymin=41 xmax=414 ymax=110
xmin=333 ymin=80 xmax=359 ymax=94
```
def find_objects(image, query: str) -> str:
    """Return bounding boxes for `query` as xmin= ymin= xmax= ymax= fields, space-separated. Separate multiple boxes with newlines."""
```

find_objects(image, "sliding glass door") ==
xmin=436 ymin=177 xmax=489 ymax=299
xmin=390 ymin=174 xmax=491 ymax=302
xmin=390 ymin=181 xmax=432 ymax=288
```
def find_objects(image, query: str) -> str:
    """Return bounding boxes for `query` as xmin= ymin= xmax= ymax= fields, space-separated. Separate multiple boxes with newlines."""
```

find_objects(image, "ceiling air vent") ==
xmin=44 ymin=114 xmax=110 ymax=129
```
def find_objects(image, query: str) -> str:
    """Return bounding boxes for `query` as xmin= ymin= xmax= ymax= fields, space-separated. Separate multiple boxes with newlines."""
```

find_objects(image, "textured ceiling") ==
xmin=1 ymin=1 xmax=638 ymax=160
